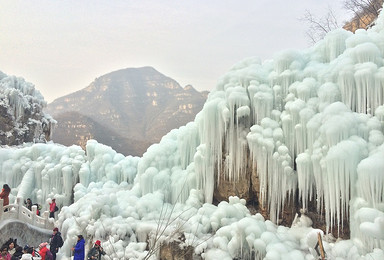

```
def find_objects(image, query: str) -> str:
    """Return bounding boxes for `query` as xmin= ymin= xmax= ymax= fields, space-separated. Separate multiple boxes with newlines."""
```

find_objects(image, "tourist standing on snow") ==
xmin=49 ymin=198 xmax=57 ymax=218
xmin=87 ymin=240 xmax=105 ymax=260
xmin=50 ymin=227 xmax=64 ymax=260
xmin=0 ymin=184 xmax=11 ymax=209
xmin=72 ymin=235 xmax=85 ymax=260
xmin=38 ymin=242 xmax=49 ymax=260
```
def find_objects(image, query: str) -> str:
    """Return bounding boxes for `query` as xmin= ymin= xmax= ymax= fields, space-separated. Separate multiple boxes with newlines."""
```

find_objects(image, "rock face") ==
xmin=46 ymin=67 xmax=208 ymax=156
xmin=212 ymin=149 xmax=350 ymax=239
xmin=0 ymin=72 xmax=54 ymax=145
xmin=160 ymin=241 xmax=196 ymax=260
xmin=213 ymin=149 xmax=254 ymax=203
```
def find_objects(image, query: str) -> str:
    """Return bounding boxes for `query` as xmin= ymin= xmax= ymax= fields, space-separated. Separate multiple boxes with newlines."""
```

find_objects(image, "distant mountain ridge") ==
xmin=46 ymin=67 xmax=208 ymax=156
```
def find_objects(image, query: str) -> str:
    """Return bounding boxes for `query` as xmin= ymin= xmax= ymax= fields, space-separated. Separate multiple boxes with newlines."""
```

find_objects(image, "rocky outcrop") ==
xmin=343 ymin=13 xmax=378 ymax=32
xmin=213 ymin=158 xmax=350 ymax=239
xmin=160 ymin=241 xmax=196 ymax=260
xmin=213 ymin=149 xmax=254 ymax=203
xmin=211 ymin=129 xmax=350 ymax=239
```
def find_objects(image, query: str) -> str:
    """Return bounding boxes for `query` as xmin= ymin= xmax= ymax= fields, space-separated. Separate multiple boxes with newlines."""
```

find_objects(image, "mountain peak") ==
xmin=184 ymin=84 xmax=195 ymax=91
xmin=105 ymin=66 xmax=159 ymax=76
xmin=47 ymin=67 xmax=208 ymax=156
xmin=94 ymin=66 xmax=166 ymax=82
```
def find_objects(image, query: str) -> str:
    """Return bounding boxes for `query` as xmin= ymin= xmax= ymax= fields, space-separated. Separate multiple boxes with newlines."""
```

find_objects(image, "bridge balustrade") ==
xmin=0 ymin=197 xmax=54 ymax=230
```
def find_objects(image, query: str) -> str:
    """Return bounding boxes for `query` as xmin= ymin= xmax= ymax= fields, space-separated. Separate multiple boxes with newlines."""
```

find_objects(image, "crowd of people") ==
xmin=0 ymin=185 xmax=64 ymax=260
xmin=0 ymin=227 xmax=63 ymax=260
xmin=1 ymin=184 xmax=106 ymax=259
xmin=0 ymin=225 xmax=106 ymax=260
xmin=0 ymin=234 xmax=107 ymax=260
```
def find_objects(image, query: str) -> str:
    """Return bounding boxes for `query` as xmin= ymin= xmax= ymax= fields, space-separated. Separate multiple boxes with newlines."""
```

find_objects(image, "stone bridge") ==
xmin=0 ymin=197 xmax=54 ymax=247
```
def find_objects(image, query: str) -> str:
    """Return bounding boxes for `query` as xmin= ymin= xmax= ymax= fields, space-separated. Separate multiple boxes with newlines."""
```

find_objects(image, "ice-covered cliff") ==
xmin=0 ymin=71 xmax=55 ymax=145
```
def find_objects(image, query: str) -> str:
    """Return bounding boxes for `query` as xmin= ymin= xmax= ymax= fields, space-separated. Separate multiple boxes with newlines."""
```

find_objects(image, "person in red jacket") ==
xmin=0 ymin=246 xmax=11 ymax=260
xmin=38 ymin=242 xmax=49 ymax=260
xmin=49 ymin=198 xmax=56 ymax=218
xmin=0 ymin=184 xmax=11 ymax=211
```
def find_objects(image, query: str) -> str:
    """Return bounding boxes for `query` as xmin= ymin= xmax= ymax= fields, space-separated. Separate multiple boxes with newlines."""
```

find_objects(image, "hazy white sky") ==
xmin=0 ymin=0 xmax=349 ymax=103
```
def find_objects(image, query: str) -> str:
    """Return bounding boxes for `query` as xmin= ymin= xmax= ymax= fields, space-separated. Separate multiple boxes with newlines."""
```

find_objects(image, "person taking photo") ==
xmin=87 ymin=240 xmax=105 ymax=260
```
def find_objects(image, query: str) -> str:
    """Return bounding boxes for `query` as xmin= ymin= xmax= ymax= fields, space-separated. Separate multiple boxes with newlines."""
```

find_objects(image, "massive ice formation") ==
xmin=134 ymin=7 xmax=384 ymax=252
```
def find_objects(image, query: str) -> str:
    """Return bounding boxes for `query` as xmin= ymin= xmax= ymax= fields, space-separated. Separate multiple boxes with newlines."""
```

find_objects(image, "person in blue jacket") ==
xmin=72 ymin=235 xmax=85 ymax=260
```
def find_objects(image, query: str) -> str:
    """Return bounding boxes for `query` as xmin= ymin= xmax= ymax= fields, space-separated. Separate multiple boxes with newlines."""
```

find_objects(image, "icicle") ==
xmin=351 ymin=42 xmax=382 ymax=65
xmin=354 ymin=62 xmax=377 ymax=114
xmin=248 ymin=117 xmax=296 ymax=224
xmin=338 ymin=63 xmax=357 ymax=112
xmin=322 ymin=29 xmax=350 ymax=62
xmin=248 ymin=84 xmax=273 ymax=124
xmin=177 ymin=122 xmax=200 ymax=169
xmin=356 ymin=145 xmax=384 ymax=208
xmin=224 ymin=86 xmax=251 ymax=182
xmin=373 ymin=67 xmax=384 ymax=114
xmin=296 ymin=153 xmax=314 ymax=210
xmin=324 ymin=139 xmax=364 ymax=235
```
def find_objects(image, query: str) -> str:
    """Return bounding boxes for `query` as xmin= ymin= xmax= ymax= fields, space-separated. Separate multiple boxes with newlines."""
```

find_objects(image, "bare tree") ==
xmin=301 ymin=6 xmax=340 ymax=43
xmin=301 ymin=0 xmax=383 ymax=43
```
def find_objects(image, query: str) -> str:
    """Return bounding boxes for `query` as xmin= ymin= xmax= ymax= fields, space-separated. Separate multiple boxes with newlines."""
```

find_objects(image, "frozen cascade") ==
xmin=321 ymin=29 xmax=350 ymax=62
xmin=354 ymin=62 xmax=377 ymax=114
xmin=185 ymin=11 xmax=384 ymax=235
xmin=376 ymin=105 xmax=384 ymax=129
xmin=323 ymin=138 xmax=366 ymax=235
xmin=136 ymin=126 xmax=203 ymax=204
xmin=247 ymin=118 xmax=296 ymax=223
xmin=299 ymin=102 xmax=381 ymax=235
xmin=81 ymin=140 xmax=139 ymax=188
xmin=0 ymin=143 xmax=85 ymax=208
xmin=282 ymin=97 xmax=307 ymax=163
xmin=248 ymin=83 xmax=273 ymax=125
xmin=194 ymin=96 xmax=228 ymax=203
xmin=296 ymin=153 xmax=314 ymax=211
xmin=351 ymin=144 xmax=384 ymax=250
xmin=224 ymin=86 xmax=250 ymax=182
xmin=374 ymin=68 xmax=384 ymax=114
xmin=338 ymin=61 xmax=357 ymax=111
xmin=177 ymin=122 xmax=200 ymax=169
xmin=357 ymin=143 xmax=384 ymax=207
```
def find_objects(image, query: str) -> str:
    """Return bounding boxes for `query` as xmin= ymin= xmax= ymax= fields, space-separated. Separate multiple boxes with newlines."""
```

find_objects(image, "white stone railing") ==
xmin=0 ymin=197 xmax=54 ymax=230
